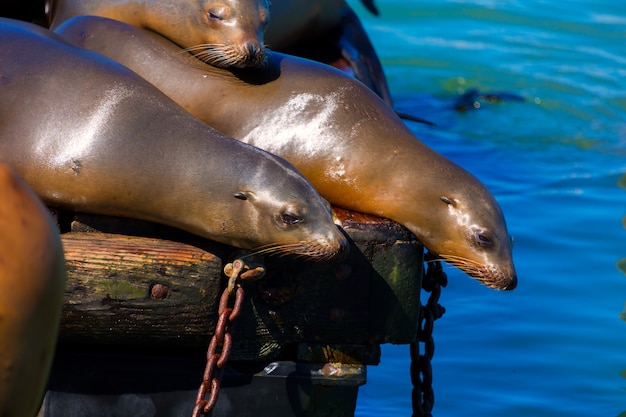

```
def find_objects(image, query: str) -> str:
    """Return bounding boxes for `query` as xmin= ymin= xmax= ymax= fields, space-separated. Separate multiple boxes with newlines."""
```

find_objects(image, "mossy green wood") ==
xmin=56 ymin=209 xmax=423 ymax=360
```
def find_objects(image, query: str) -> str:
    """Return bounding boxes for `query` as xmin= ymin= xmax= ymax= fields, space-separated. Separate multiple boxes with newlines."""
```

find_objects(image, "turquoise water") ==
xmin=349 ymin=1 xmax=626 ymax=416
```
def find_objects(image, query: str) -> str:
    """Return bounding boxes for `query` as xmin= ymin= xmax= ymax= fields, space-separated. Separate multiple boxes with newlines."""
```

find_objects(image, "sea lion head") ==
xmin=183 ymin=0 xmax=270 ymax=68
xmin=220 ymin=156 xmax=349 ymax=261
xmin=416 ymin=174 xmax=517 ymax=291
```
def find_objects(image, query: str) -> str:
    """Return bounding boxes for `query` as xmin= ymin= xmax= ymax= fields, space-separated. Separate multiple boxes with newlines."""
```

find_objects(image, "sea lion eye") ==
xmin=208 ymin=7 xmax=226 ymax=21
xmin=440 ymin=196 xmax=455 ymax=206
xmin=280 ymin=212 xmax=302 ymax=225
xmin=233 ymin=192 xmax=247 ymax=200
xmin=476 ymin=233 xmax=493 ymax=247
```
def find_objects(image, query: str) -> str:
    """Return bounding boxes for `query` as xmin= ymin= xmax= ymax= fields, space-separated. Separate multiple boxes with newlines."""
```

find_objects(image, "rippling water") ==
xmin=350 ymin=1 xmax=626 ymax=416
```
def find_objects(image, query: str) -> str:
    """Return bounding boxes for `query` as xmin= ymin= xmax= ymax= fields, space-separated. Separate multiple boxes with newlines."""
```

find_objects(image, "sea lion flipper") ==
xmin=337 ymin=6 xmax=393 ymax=106
xmin=395 ymin=111 xmax=437 ymax=127
xmin=359 ymin=0 xmax=380 ymax=16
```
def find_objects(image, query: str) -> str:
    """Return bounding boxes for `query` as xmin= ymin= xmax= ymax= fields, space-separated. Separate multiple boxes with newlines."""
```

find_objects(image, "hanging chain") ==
xmin=191 ymin=258 xmax=264 ymax=417
xmin=191 ymin=249 xmax=445 ymax=416
xmin=411 ymin=251 xmax=447 ymax=417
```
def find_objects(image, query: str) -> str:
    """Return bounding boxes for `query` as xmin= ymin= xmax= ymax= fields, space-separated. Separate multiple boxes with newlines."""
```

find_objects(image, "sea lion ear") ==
xmin=440 ymin=196 xmax=456 ymax=206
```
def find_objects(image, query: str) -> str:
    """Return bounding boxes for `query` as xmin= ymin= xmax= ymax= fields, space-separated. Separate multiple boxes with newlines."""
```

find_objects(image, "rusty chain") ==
xmin=411 ymin=251 xmax=447 ymax=417
xmin=191 ymin=258 xmax=264 ymax=417
xmin=191 ymin=249 xmax=444 ymax=416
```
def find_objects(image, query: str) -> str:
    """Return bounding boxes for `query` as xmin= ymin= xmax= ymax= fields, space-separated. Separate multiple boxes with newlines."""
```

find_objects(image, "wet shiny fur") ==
xmin=0 ymin=18 xmax=347 ymax=260
xmin=49 ymin=0 xmax=269 ymax=68
xmin=56 ymin=16 xmax=516 ymax=290
xmin=0 ymin=164 xmax=66 ymax=417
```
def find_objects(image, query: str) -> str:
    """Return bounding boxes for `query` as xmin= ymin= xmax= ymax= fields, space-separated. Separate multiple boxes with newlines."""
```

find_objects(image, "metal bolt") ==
xmin=151 ymin=283 xmax=169 ymax=299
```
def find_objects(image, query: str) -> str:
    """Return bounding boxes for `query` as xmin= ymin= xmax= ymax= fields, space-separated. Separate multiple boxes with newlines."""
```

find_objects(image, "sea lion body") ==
xmin=266 ymin=0 xmax=392 ymax=104
xmin=0 ymin=164 xmax=66 ymax=417
xmin=49 ymin=0 xmax=269 ymax=68
xmin=56 ymin=16 xmax=516 ymax=289
xmin=0 ymin=18 xmax=347 ymax=260
xmin=265 ymin=0 xmax=346 ymax=51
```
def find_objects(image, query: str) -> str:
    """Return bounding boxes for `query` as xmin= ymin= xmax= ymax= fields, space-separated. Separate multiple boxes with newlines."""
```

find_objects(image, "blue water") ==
xmin=348 ymin=1 xmax=626 ymax=416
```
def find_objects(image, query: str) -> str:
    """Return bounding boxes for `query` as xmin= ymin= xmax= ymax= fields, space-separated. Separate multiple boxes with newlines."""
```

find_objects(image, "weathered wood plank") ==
xmin=60 ymin=233 xmax=223 ymax=347
xmin=53 ymin=208 xmax=423 ymax=361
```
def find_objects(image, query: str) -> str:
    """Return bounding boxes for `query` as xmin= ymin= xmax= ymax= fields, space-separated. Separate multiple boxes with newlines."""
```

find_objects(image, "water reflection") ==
xmin=618 ymin=176 xmax=626 ymax=417
xmin=617 ymin=174 xmax=626 ymax=280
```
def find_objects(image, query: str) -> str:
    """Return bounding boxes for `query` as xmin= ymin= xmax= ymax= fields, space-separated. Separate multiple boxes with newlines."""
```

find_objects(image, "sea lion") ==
xmin=0 ymin=18 xmax=347 ymax=260
xmin=453 ymin=87 xmax=526 ymax=112
xmin=265 ymin=0 xmax=392 ymax=105
xmin=48 ymin=0 xmax=269 ymax=68
xmin=56 ymin=16 xmax=517 ymax=290
xmin=0 ymin=164 xmax=66 ymax=417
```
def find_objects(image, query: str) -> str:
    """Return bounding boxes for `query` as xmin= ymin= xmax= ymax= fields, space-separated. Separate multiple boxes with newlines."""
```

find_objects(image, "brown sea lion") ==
xmin=48 ymin=0 xmax=269 ymax=68
xmin=266 ymin=0 xmax=392 ymax=105
xmin=56 ymin=16 xmax=516 ymax=290
xmin=0 ymin=164 xmax=66 ymax=417
xmin=0 ymin=18 xmax=347 ymax=260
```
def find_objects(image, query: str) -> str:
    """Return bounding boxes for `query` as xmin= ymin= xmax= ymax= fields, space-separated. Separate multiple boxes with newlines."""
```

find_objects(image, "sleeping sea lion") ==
xmin=266 ymin=0 xmax=392 ymax=104
xmin=56 ymin=16 xmax=516 ymax=289
xmin=0 ymin=164 xmax=66 ymax=417
xmin=0 ymin=17 xmax=347 ymax=261
xmin=48 ymin=0 xmax=270 ymax=68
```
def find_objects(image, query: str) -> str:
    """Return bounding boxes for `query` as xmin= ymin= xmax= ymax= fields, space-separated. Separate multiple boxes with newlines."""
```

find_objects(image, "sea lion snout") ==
xmin=294 ymin=234 xmax=349 ymax=261
xmin=476 ymin=262 xmax=517 ymax=291
xmin=481 ymin=265 xmax=517 ymax=291
xmin=249 ymin=226 xmax=349 ymax=261
xmin=502 ymin=273 xmax=517 ymax=290
xmin=237 ymin=40 xmax=266 ymax=68
xmin=325 ymin=226 xmax=350 ymax=260
xmin=438 ymin=253 xmax=517 ymax=291
xmin=285 ymin=216 xmax=350 ymax=261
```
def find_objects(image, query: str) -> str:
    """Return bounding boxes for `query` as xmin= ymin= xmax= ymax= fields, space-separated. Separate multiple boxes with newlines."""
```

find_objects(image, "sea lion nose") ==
xmin=243 ymin=41 xmax=265 ymax=66
xmin=334 ymin=229 xmax=350 ymax=259
xmin=245 ymin=42 xmax=257 ymax=56
xmin=504 ymin=273 xmax=518 ymax=290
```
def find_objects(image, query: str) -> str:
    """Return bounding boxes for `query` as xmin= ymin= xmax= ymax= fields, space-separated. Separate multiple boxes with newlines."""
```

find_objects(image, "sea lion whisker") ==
xmin=245 ymin=245 xmax=286 ymax=257
xmin=247 ymin=241 xmax=340 ymax=260
xmin=438 ymin=254 xmax=514 ymax=290
xmin=180 ymin=43 xmax=227 ymax=54
xmin=424 ymin=257 xmax=448 ymax=265
xmin=181 ymin=43 xmax=262 ymax=68
xmin=438 ymin=255 xmax=488 ymax=275
xmin=247 ymin=242 xmax=312 ymax=257
xmin=193 ymin=47 xmax=240 ymax=66
xmin=424 ymin=259 xmax=479 ymax=276
xmin=188 ymin=48 xmax=219 ymax=60
xmin=186 ymin=43 xmax=266 ymax=68
xmin=439 ymin=254 xmax=484 ymax=267
xmin=185 ymin=46 xmax=232 ymax=61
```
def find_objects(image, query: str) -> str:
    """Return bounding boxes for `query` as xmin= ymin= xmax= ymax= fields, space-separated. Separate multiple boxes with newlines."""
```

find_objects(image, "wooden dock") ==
xmin=42 ymin=208 xmax=424 ymax=417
